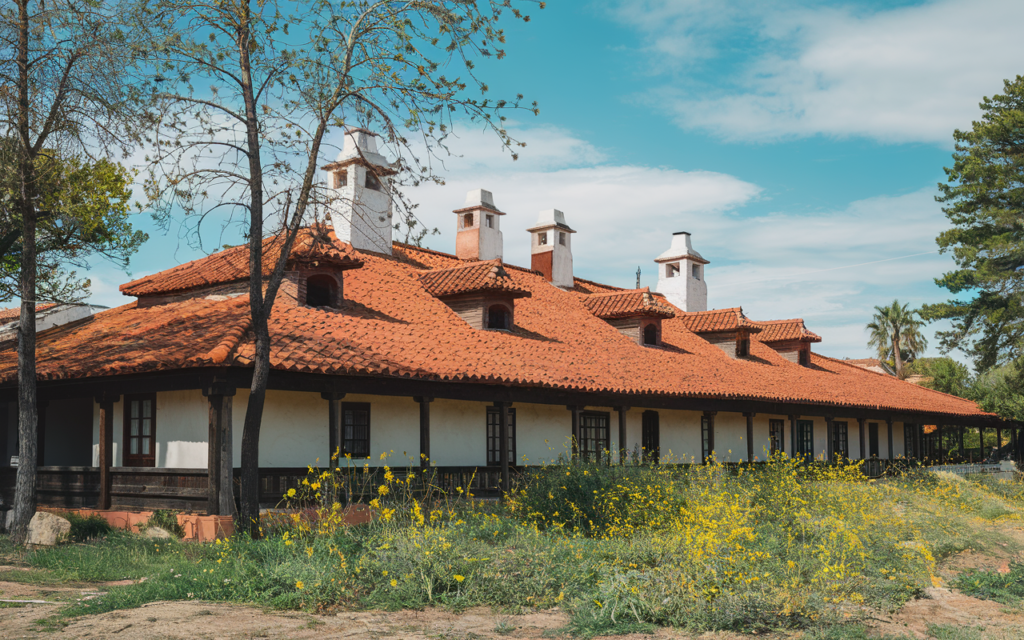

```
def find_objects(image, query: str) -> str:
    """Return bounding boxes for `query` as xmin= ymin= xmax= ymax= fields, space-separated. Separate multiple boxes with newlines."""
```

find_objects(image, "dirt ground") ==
xmin=2 ymin=552 xmax=1024 ymax=640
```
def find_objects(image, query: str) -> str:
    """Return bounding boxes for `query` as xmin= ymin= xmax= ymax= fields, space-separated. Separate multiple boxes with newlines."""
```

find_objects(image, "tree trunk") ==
xmin=892 ymin=336 xmax=903 ymax=379
xmin=235 ymin=0 xmax=268 ymax=538
xmin=10 ymin=0 xmax=38 ymax=543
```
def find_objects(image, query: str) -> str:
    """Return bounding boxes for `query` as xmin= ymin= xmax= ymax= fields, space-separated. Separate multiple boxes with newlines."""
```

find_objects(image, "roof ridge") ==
xmin=417 ymin=259 xmax=502 ymax=274
xmin=581 ymin=287 xmax=650 ymax=299
xmin=816 ymin=353 xmax=991 ymax=408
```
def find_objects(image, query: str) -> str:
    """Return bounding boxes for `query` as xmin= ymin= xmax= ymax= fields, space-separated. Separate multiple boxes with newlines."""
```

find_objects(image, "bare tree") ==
xmin=140 ymin=0 xmax=541 ymax=535
xmin=0 ymin=0 xmax=145 ymax=541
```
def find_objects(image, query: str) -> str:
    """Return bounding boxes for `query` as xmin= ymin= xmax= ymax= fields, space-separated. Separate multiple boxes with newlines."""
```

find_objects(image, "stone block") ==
xmin=26 ymin=511 xmax=71 ymax=546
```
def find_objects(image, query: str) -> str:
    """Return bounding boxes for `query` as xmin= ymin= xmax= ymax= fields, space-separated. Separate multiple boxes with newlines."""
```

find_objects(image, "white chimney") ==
xmin=655 ymin=231 xmax=708 ymax=312
xmin=324 ymin=129 xmax=393 ymax=255
xmin=527 ymin=209 xmax=575 ymax=288
xmin=454 ymin=189 xmax=504 ymax=261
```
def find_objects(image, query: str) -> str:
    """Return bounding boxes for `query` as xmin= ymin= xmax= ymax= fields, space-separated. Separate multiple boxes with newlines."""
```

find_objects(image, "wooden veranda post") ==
xmin=568 ymin=405 xmax=581 ymax=458
xmin=495 ymin=402 xmax=511 ymax=496
xmin=703 ymin=411 xmax=716 ymax=462
xmin=415 ymin=397 xmax=433 ymax=468
xmin=858 ymin=417 xmax=866 ymax=460
xmin=204 ymin=382 xmax=236 ymax=516
xmin=825 ymin=416 xmax=834 ymax=461
xmin=958 ymin=426 xmax=966 ymax=461
xmin=321 ymin=392 xmax=345 ymax=466
xmin=96 ymin=393 xmax=119 ymax=510
xmin=743 ymin=412 xmax=755 ymax=462
xmin=616 ymin=406 xmax=628 ymax=464
xmin=789 ymin=415 xmax=798 ymax=458
xmin=886 ymin=418 xmax=893 ymax=460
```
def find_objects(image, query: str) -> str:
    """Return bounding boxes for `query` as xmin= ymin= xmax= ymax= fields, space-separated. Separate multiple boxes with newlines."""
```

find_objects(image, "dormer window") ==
xmin=487 ymin=304 xmax=512 ymax=330
xmin=365 ymin=171 xmax=382 ymax=191
xmin=538 ymin=231 xmax=548 ymax=246
xmin=692 ymin=264 xmax=700 ymax=280
xmin=305 ymin=274 xmax=338 ymax=308
xmin=799 ymin=349 xmax=810 ymax=366
xmin=736 ymin=336 xmax=750 ymax=358
xmin=643 ymin=323 xmax=658 ymax=346
xmin=666 ymin=263 xmax=680 ymax=278
xmin=463 ymin=213 xmax=474 ymax=229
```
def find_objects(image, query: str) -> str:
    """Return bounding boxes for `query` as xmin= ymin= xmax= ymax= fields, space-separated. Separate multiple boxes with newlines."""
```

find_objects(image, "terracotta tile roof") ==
xmin=581 ymin=288 xmax=675 ymax=319
xmin=120 ymin=228 xmax=363 ymax=297
xmin=755 ymin=318 xmax=822 ymax=343
xmin=679 ymin=307 xmax=763 ymax=334
xmin=0 ymin=233 xmax=994 ymax=420
xmin=0 ymin=303 xmax=56 ymax=322
xmin=418 ymin=260 xmax=531 ymax=299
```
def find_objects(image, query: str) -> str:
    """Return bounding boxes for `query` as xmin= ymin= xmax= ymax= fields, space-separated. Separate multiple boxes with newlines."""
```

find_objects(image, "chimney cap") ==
xmin=527 ymin=208 xmax=575 ymax=233
xmin=453 ymin=188 xmax=504 ymax=214
xmin=655 ymin=231 xmax=708 ymax=264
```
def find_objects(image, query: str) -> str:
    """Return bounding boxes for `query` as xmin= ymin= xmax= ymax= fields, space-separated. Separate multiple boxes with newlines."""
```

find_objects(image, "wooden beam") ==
xmin=825 ymin=416 xmax=834 ymax=462
xmin=886 ymin=418 xmax=894 ymax=461
xmin=95 ymin=393 xmax=118 ymax=510
xmin=414 ymin=397 xmax=433 ymax=468
xmin=567 ymin=405 xmax=581 ymax=458
xmin=789 ymin=415 xmax=798 ymax=459
xmin=743 ymin=412 xmax=754 ymax=463
xmin=703 ymin=411 xmax=716 ymax=463
xmin=204 ymin=383 xmax=236 ymax=516
xmin=858 ymin=418 xmax=867 ymax=461
xmin=36 ymin=400 xmax=47 ymax=467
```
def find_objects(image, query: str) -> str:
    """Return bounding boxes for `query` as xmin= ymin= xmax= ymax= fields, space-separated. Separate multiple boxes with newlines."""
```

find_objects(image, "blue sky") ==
xmin=85 ymin=0 xmax=1024 ymax=364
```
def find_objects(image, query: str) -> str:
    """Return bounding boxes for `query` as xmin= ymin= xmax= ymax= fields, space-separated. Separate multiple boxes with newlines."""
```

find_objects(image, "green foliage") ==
xmin=63 ymin=512 xmax=115 ymax=543
xmin=922 ymin=75 xmax=1024 ymax=371
xmin=953 ymin=563 xmax=1024 ymax=604
xmin=907 ymin=357 xmax=973 ymax=397
xmin=866 ymin=299 xmax=928 ymax=379
xmin=142 ymin=510 xmax=186 ymax=539
xmin=971 ymin=358 xmax=1024 ymax=421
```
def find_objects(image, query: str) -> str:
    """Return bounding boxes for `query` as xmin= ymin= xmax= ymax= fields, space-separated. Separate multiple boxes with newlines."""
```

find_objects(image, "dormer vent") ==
xmin=419 ymin=260 xmax=531 ymax=331
xmin=454 ymin=189 xmax=504 ymax=261
xmin=755 ymin=318 xmax=822 ymax=366
xmin=581 ymin=288 xmax=675 ymax=347
xmin=322 ymin=129 xmax=395 ymax=255
xmin=528 ymin=209 xmax=575 ymax=288
xmin=679 ymin=307 xmax=762 ymax=359
xmin=655 ymin=232 xmax=709 ymax=312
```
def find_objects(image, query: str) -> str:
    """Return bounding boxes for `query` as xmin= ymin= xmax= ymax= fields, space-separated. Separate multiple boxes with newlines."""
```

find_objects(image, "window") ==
xmin=341 ymin=403 xmax=371 ymax=458
xmin=559 ymin=232 xmax=566 ymax=246
xmin=537 ymin=231 xmax=547 ymax=246
xmin=769 ymin=419 xmax=785 ymax=455
xmin=485 ymin=214 xmax=494 ymax=228
xmin=365 ymin=171 xmax=382 ymax=191
xmin=701 ymin=415 xmax=712 ymax=463
xmin=487 ymin=305 xmax=511 ymax=330
xmin=666 ymin=263 xmax=680 ymax=278
xmin=123 ymin=394 xmax=156 ymax=467
xmin=463 ymin=213 xmax=474 ymax=228
xmin=868 ymin=422 xmax=879 ymax=457
xmin=736 ymin=337 xmax=750 ymax=358
xmin=642 ymin=411 xmax=660 ymax=463
xmin=692 ymin=264 xmax=700 ymax=280
xmin=832 ymin=421 xmax=848 ymax=460
xmin=486 ymin=407 xmax=516 ymax=466
xmin=797 ymin=420 xmax=814 ymax=458
xmin=305 ymin=274 xmax=337 ymax=308
xmin=333 ymin=169 xmax=348 ymax=189
xmin=579 ymin=412 xmax=610 ymax=462
xmin=799 ymin=349 xmax=810 ymax=366
xmin=642 ymin=323 xmax=658 ymax=346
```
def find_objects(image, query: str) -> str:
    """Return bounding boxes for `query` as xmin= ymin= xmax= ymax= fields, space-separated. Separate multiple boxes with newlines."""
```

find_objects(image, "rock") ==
xmin=25 ymin=511 xmax=71 ymax=546
xmin=144 ymin=526 xmax=174 ymax=540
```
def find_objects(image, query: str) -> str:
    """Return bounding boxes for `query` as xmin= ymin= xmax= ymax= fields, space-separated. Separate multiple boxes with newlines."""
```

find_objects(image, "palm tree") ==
xmin=867 ymin=300 xmax=928 ymax=380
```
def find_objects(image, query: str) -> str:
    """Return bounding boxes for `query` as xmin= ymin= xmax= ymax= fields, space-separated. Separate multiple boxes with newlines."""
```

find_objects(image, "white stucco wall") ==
xmin=656 ymin=257 xmax=708 ymax=313
xmin=329 ymin=164 xmax=393 ymax=255
xmin=232 ymin=389 xmax=332 ymax=468
xmin=531 ymin=229 xmax=574 ymax=289
xmin=156 ymin=390 xmax=209 ymax=468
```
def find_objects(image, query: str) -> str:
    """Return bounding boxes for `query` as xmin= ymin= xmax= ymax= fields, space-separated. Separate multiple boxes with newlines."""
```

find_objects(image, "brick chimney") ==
xmin=453 ymin=189 xmax=504 ymax=261
xmin=322 ymin=129 xmax=394 ymax=255
xmin=528 ymin=209 xmax=575 ymax=288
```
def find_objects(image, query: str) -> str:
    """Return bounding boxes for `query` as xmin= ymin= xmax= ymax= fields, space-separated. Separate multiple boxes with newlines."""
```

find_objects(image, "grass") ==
xmin=953 ymin=563 xmax=1024 ymax=605
xmin=1 ymin=456 xmax=1022 ymax=637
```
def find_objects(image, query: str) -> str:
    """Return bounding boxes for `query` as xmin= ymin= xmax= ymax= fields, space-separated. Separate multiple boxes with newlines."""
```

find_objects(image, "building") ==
xmin=0 ymin=131 xmax=1016 ymax=515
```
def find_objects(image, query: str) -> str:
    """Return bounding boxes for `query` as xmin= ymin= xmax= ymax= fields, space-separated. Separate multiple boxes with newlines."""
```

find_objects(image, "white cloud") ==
xmin=614 ymin=0 xmax=1024 ymax=144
